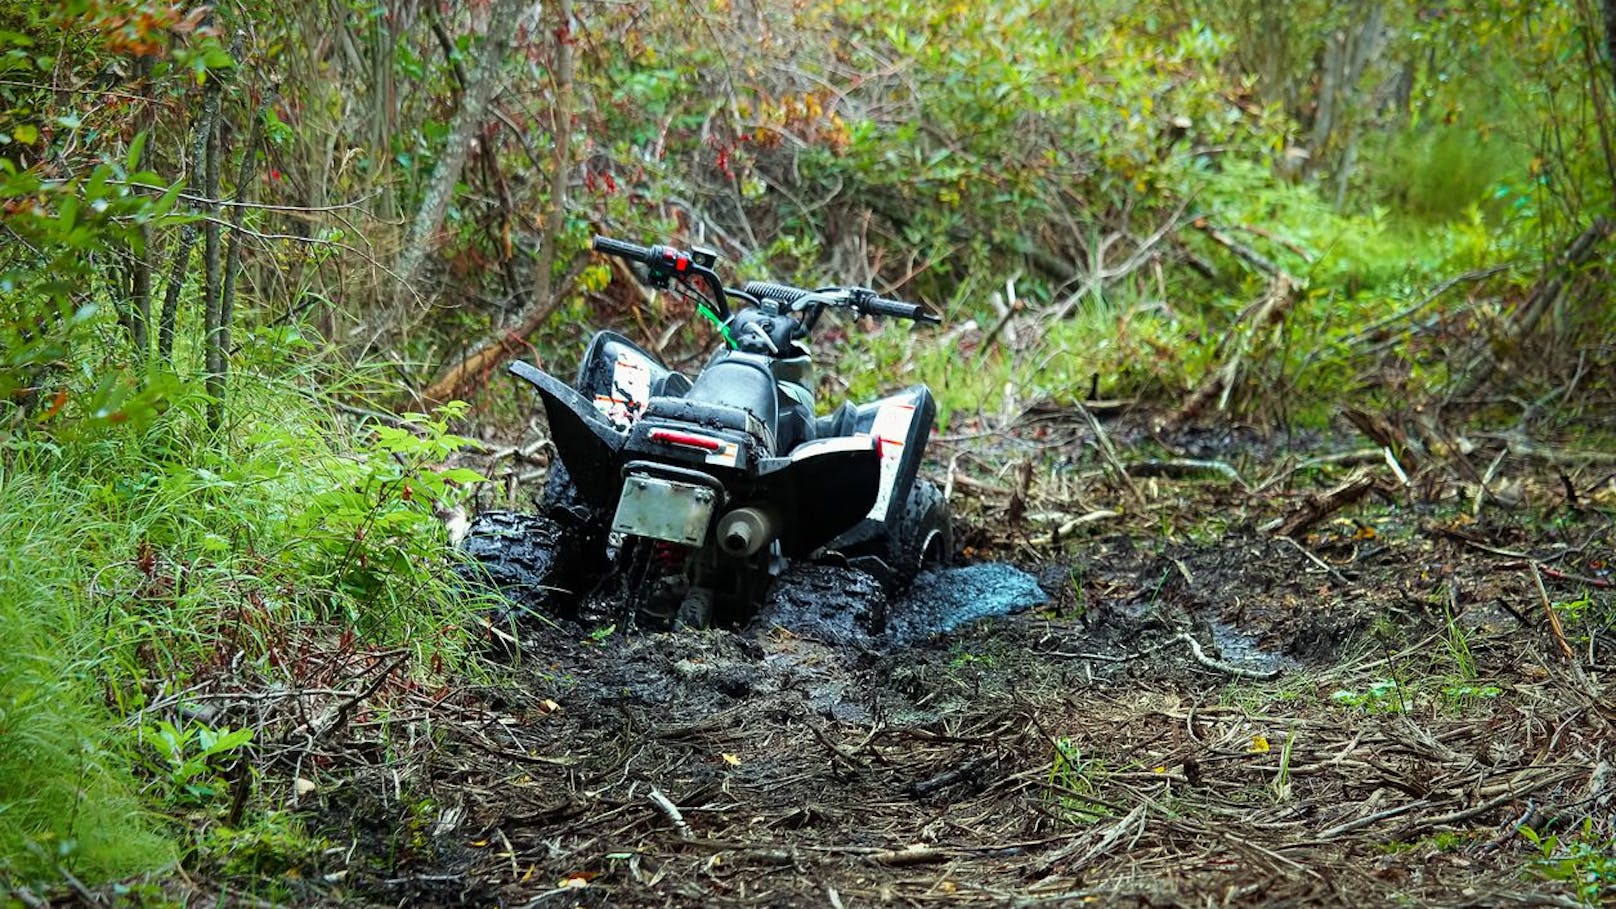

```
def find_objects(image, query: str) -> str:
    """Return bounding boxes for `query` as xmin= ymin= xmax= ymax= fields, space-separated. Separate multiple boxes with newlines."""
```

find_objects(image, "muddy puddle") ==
xmin=752 ymin=561 xmax=1050 ymax=648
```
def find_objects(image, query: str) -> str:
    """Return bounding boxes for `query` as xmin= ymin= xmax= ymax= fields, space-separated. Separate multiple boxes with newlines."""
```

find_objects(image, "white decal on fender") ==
xmin=865 ymin=402 xmax=916 ymax=521
xmin=592 ymin=352 xmax=654 ymax=430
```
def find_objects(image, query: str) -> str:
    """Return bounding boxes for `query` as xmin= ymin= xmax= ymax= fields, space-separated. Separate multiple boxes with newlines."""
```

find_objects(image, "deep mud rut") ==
xmin=291 ymin=426 xmax=1614 ymax=909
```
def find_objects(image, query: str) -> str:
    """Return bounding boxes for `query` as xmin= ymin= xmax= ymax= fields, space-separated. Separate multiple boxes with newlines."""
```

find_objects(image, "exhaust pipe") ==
xmin=716 ymin=507 xmax=776 ymax=557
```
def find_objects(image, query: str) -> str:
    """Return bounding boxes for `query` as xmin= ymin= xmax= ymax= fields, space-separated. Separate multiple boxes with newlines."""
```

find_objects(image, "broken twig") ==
xmin=647 ymin=786 xmax=693 ymax=839
xmin=1529 ymin=563 xmax=1578 ymax=662
xmin=1175 ymin=632 xmax=1280 ymax=680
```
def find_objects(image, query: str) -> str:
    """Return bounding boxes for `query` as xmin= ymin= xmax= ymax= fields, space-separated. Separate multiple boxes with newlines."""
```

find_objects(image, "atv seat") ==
xmin=642 ymin=396 xmax=769 ymax=441
xmin=642 ymin=355 xmax=779 ymax=451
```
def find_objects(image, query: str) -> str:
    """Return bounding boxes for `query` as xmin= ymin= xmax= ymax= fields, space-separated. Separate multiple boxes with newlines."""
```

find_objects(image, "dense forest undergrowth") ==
xmin=1 ymin=0 xmax=1614 ymax=905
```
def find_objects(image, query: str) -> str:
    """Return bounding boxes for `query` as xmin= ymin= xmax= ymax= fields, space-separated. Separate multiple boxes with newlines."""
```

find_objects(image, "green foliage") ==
xmin=1046 ymin=736 xmax=1110 ymax=824
xmin=0 ymin=472 xmax=174 ymax=884
xmin=1369 ymin=124 xmax=1528 ymax=223
xmin=0 ymin=370 xmax=482 ymax=884
xmin=198 ymin=809 xmax=324 ymax=882
xmin=1329 ymin=679 xmax=1409 ymax=713
xmin=0 ymin=150 xmax=184 ymax=428
xmin=138 ymin=720 xmax=252 ymax=806
xmin=1520 ymin=821 xmax=1616 ymax=906
xmin=292 ymin=402 xmax=486 ymax=627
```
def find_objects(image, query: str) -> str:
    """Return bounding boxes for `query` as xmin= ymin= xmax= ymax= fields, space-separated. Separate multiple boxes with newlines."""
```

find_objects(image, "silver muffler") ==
xmin=716 ymin=507 xmax=776 ymax=557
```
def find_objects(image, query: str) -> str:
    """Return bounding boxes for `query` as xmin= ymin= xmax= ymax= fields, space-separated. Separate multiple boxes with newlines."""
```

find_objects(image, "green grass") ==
xmin=0 ymin=367 xmax=484 ymax=888
xmin=0 ymin=518 xmax=174 ymax=882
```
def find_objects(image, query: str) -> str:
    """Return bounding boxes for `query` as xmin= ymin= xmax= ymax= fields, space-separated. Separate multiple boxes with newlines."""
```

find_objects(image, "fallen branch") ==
xmin=1172 ymin=273 xmax=1300 ymax=424
xmin=1124 ymin=458 xmax=1248 ymax=489
xmin=1536 ymin=565 xmax=1616 ymax=589
xmin=416 ymin=260 xmax=585 ymax=405
xmin=1341 ymin=408 xmax=1425 ymax=473
xmin=869 ymin=845 xmax=953 ymax=866
xmin=1076 ymin=402 xmax=1143 ymax=504
xmin=1341 ymin=265 xmax=1511 ymax=347
xmin=1253 ymin=447 xmax=1382 ymax=493
xmin=1263 ymin=469 xmax=1377 ymax=538
xmin=1192 ymin=218 xmax=1287 ymax=277
xmin=1028 ymin=510 xmax=1122 ymax=547
xmin=647 ymin=787 xmax=692 ymax=839
xmin=1276 ymin=535 xmax=1354 ymax=588
xmin=1446 ymin=217 xmax=1612 ymax=404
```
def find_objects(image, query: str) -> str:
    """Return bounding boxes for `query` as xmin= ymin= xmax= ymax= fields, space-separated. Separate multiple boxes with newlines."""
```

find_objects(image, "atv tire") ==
xmin=886 ymin=478 xmax=952 ymax=590
xmin=459 ymin=510 xmax=576 ymax=615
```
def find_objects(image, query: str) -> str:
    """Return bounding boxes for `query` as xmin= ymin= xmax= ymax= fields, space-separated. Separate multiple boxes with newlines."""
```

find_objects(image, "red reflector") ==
xmin=649 ymin=428 xmax=722 ymax=452
xmin=675 ymin=255 xmax=689 ymax=272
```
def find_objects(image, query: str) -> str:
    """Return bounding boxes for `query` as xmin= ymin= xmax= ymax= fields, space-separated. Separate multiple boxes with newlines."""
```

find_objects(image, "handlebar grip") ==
xmin=592 ymin=235 xmax=655 ymax=263
xmin=742 ymin=280 xmax=810 ymax=306
xmin=863 ymin=296 xmax=939 ymax=323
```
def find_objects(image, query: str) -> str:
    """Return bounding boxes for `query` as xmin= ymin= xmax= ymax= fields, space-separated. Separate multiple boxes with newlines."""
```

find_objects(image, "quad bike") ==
xmin=462 ymin=235 xmax=951 ymax=631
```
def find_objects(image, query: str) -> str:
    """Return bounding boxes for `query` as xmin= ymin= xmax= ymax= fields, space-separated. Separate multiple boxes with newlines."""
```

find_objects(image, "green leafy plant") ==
xmin=294 ymin=402 xmax=486 ymax=628
xmin=1046 ymin=737 xmax=1110 ymax=824
xmin=138 ymin=719 xmax=252 ymax=805
xmin=1270 ymin=725 xmax=1298 ymax=804
xmin=1520 ymin=821 xmax=1616 ymax=906
xmin=1329 ymin=679 xmax=1410 ymax=713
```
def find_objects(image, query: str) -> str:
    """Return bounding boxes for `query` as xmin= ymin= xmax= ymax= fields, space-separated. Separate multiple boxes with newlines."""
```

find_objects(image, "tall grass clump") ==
xmin=0 ymin=480 xmax=174 ymax=883
xmin=0 ymin=362 xmax=485 ymax=887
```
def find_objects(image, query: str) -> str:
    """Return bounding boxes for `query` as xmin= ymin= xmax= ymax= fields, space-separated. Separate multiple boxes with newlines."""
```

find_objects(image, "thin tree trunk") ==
xmin=532 ymin=0 xmax=575 ymax=322
xmin=157 ymin=104 xmax=216 ymax=363
xmin=210 ymin=98 xmax=271 ymax=431
xmin=158 ymin=32 xmax=237 ymax=365
xmin=1606 ymin=0 xmax=1616 ymax=95
xmin=392 ymin=0 xmax=526 ymax=313
xmin=133 ymin=223 xmax=151 ymax=356
xmin=124 ymin=56 xmax=154 ymax=359
xmin=419 ymin=0 xmax=575 ymax=407
xmin=202 ymin=113 xmax=224 ymax=429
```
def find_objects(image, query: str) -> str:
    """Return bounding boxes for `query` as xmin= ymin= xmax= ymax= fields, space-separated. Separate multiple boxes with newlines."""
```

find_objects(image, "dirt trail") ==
xmin=291 ymin=423 xmax=1614 ymax=908
xmin=330 ymin=549 xmax=1609 ymax=903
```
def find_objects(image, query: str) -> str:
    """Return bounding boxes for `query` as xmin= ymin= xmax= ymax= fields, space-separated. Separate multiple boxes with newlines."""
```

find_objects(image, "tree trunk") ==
xmin=391 ymin=0 xmax=527 ymax=314
xmin=202 ymin=112 xmax=224 ymax=429
xmin=1606 ymin=0 xmax=1616 ymax=95
xmin=419 ymin=0 xmax=576 ymax=407
xmin=158 ymin=31 xmax=237 ymax=366
xmin=211 ymin=98 xmax=271 ymax=431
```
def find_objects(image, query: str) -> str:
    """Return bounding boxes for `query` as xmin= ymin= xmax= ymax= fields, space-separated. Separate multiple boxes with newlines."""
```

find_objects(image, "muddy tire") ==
xmin=459 ymin=510 xmax=575 ymax=615
xmin=538 ymin=461 xmax=596 ymax=522
xmin=886 ymin=478 xmax=952 ymax=590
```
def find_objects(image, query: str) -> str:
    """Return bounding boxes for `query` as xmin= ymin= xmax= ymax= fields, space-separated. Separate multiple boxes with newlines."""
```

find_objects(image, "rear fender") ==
xmin=508 ymin=360 xmax=625 ymax=504
xmin=754 ymin=436 xmax=881 ymax=558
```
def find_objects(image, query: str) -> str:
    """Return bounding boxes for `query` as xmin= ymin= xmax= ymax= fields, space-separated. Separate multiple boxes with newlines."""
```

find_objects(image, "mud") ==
xmin=751 ymin=562 xmax=1051 ymax=650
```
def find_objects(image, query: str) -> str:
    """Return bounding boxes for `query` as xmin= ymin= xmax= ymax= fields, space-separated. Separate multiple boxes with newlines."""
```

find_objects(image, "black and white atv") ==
xmin=462 ymin=235 xmax=950 ymax=631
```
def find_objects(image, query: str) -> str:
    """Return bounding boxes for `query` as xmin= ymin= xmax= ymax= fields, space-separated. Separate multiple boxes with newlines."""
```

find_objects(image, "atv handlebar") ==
xmin=592 ymin=234 xmax=730 ymax=320
xmin=861 ymin=295 xmax=939 ymax=323
xmin=741 ymin=280 xmax=939 ymax=324
xmin=592 ymin=233 xmax=940 ymax=351
xmin=742 ymin=280 xmax=805 ymax=307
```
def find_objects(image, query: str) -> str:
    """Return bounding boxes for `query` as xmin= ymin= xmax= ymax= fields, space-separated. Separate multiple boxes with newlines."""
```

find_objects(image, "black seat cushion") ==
xmin=643 ymin=396 xmax=757 ymax=434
